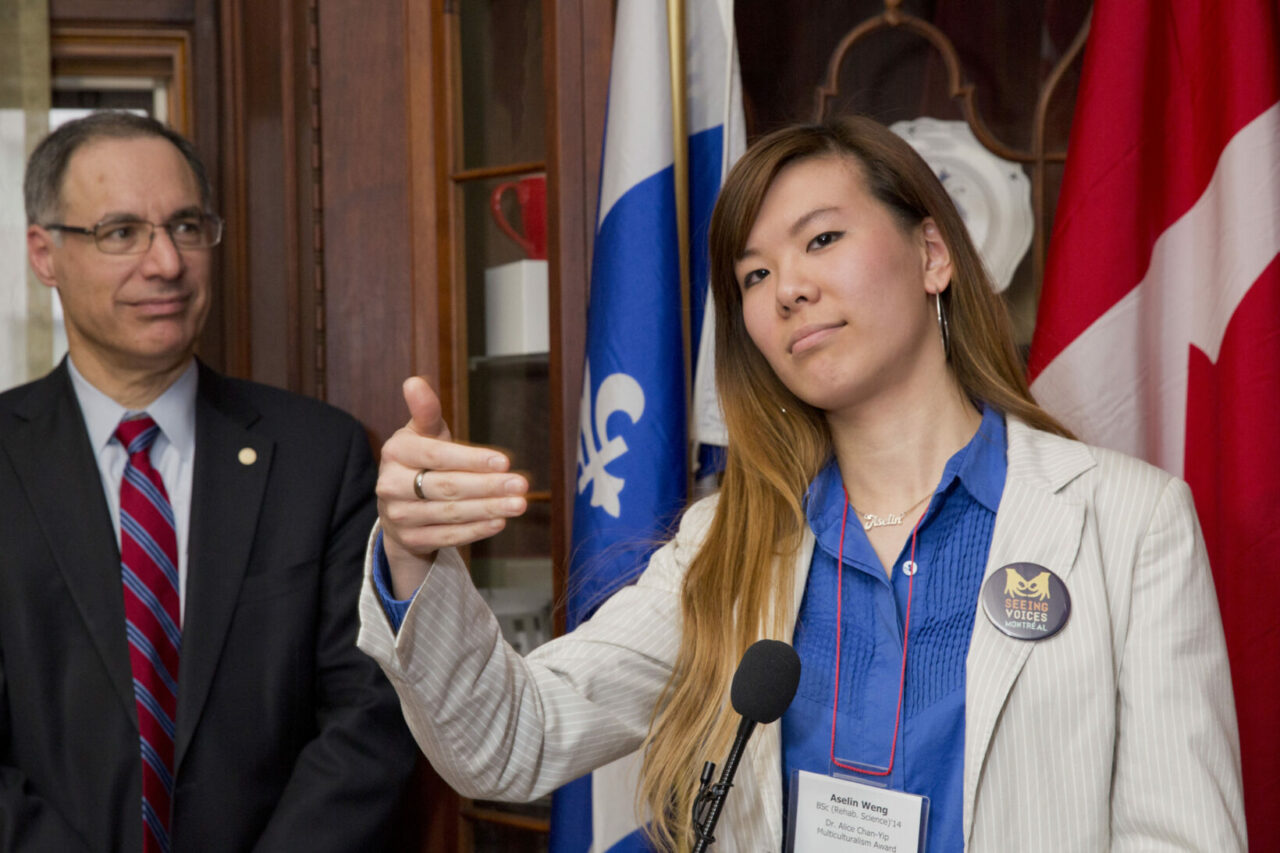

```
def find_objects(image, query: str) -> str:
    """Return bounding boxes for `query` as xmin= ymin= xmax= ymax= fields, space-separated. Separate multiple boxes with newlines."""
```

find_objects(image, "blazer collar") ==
xmin=172 ymin=363 xmax=273 ymax=772
xmin=962 ymin=417 xmax=1095 ymax=845
xmin=3 ymin=362 xmax=137 ymax=719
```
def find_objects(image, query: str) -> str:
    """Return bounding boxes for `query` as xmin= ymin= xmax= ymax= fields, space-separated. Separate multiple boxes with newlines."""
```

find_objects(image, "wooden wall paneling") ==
xmin=190 ymin=0 xmax=227 ymax=374
xmin=284 ymin=0 xmax=309 ymax=396
xmin=545 ymin=0 xmax=612 ymax=633
xmin=49 ymin=0 xmax=193 ymax=24
xmin=578 ymin=2 xmax=611 ymax=248
xmin=215 ymin=0 xmax=319 ymax=394
xmin=315 ymin=0 xmax=417 ymax=445
xmin=238 ymin=0 xmax=291 ymax=390
xmin=544 ymin=0 xmax=577 ymax=634
xmin=437 ymin=0 xmax=466 ymax=437
xmin=291 ymin=0 xmax=323 ymax=400
xmin=406 ymin=0 xmax=443 ymax=434
xmin=215 ymin=0 xmax=250 ymax=378
xmin=221 ymin=0 xmax=326 ymax=397
xmin=403 ymin=4 xmax=458 ymax=848
xmin=190 ymin=0 xmax=218 ymax=175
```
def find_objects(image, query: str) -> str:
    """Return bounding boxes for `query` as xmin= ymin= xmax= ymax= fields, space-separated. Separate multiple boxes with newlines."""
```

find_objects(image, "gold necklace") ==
xmin=849 ymin=490 xmax=934 ymax=531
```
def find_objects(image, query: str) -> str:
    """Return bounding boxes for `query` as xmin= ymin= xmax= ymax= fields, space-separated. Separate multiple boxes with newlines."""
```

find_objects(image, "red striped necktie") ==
xmin=116 ymin=415 xmax=180 ymax=853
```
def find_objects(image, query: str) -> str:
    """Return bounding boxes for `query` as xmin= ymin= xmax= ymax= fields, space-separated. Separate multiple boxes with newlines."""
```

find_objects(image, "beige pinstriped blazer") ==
xmin=358 ymin=417 xmax=1246 ymax=851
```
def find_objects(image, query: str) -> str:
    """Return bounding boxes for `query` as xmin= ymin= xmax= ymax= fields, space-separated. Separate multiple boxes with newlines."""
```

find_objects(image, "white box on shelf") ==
xmin=484 ymin=259 xmax=548 ymax=356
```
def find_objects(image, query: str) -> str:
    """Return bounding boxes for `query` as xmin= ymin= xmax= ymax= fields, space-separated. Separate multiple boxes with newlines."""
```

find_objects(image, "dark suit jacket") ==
xmin=0 ymin=360 xmax=418 ymax=852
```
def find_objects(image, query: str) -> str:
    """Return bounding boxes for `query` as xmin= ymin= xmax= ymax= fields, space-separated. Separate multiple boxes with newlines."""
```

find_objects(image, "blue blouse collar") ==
xmin=804 ymin=405 xmax=1008 ymax=550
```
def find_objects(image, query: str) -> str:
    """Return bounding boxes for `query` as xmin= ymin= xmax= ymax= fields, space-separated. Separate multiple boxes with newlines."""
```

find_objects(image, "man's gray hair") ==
xmin=23 ymin=111 xmax=213 ymax=225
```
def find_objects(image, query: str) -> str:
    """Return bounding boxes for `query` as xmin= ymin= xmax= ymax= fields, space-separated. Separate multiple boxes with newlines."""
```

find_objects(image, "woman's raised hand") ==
xmin=376 ymin=376 xmax=529 ymax=597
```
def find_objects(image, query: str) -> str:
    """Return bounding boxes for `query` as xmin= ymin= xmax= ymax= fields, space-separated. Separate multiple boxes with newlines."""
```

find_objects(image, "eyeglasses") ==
xmin=44 ymin=213 xmax=224 ymax=255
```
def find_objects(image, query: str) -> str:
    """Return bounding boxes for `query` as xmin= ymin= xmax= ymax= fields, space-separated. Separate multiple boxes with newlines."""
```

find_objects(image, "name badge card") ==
xmin=787 ymin=769 xmax=928 ymax=852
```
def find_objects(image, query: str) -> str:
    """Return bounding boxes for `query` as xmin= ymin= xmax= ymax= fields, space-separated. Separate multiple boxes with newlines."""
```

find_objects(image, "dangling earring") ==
xmin=936 ymin=292 xmax=950 ymax=360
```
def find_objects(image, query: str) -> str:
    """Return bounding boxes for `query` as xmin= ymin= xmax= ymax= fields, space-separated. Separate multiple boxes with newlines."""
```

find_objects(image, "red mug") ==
xmin=490 ymin=174 xmax=547 ymax=261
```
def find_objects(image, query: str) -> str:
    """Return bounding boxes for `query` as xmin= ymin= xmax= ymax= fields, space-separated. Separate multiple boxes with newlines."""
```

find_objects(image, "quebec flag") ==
xmin=552 ymin=0 xmax=744 ymax=850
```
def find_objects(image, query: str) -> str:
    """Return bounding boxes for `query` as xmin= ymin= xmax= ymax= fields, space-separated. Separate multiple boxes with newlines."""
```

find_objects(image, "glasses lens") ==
xmin=201 ymin=216 xmax=224 ymax=248
xmin=169 ymin=215 xmax=222 ymax=249
xmin=89 ymin=215 xmax=223 ymax=254
xmin=93 ymin=220 xmax=151 ymax=254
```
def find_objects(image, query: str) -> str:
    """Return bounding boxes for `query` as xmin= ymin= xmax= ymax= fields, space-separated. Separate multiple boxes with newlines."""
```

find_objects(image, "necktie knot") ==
xmin=116 ymin=415 xmax=160 ymax=457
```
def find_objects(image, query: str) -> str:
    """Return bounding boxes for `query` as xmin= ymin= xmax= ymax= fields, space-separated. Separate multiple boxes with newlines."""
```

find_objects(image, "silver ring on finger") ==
xmin=413 ymin=469 xmax=429 ymax=500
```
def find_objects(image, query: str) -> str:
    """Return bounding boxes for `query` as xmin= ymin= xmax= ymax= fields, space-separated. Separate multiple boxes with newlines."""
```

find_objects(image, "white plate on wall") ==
xmin=890 ymin=117 xmax=1033 ymax=292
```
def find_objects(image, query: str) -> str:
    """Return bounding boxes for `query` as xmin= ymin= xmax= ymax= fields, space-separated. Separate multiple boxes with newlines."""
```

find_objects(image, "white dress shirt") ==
xmin=67 ymin=356 xmax=198 ymax=622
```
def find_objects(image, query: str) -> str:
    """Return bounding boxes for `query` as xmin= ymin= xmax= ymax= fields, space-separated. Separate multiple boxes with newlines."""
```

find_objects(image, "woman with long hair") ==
xmin=359 ymin=116 xmax=1245 ymax=851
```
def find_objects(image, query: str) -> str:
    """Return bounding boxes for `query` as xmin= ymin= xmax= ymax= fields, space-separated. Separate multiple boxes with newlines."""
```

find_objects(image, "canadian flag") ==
xmin=1028 ymin=1 xmax=1280 ymax=846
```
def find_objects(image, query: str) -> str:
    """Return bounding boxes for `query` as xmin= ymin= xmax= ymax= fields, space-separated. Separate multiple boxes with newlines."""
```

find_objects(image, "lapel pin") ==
xmin=238 ymin=447 xmax=258 ymax=466
xmin=981 ymin=562 xmax=1071 ymax=640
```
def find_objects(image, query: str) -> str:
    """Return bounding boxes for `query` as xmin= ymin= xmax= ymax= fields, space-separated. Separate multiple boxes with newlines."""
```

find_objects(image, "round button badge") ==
xmin=980 ymin=562 xmax=1071 ymax=640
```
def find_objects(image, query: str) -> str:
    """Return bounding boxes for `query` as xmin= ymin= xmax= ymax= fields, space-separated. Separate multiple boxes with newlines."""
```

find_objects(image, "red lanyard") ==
xmin=829 ymin=492 xmax=929 ymax=776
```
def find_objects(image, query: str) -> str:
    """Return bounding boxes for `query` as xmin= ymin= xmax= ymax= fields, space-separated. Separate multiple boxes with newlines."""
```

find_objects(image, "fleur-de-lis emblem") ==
xmin=576 ymin=360 xmax=645 ymax=518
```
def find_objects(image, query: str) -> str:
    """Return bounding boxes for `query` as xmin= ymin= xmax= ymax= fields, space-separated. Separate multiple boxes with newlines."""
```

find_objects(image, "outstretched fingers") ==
xmin=376 ymin=376 xmax=531 ymax=561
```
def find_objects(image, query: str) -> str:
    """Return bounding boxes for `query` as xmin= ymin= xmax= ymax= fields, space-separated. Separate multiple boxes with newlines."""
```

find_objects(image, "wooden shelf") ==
xmin=460 ymin=803 xmax=551 ymax=834
xmin=468 ymin=351 xmax=550 ymax=372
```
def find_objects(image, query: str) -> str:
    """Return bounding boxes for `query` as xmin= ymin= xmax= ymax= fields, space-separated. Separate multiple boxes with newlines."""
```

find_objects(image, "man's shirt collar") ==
xmin=67 ymin=355 xmax=198 ymax=455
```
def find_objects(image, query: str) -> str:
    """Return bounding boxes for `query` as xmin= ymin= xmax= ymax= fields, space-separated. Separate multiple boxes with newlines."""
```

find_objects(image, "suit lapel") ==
xmin=174 ymin=366 xmax=272 ymax=771
xmin=1 ymin=365 xmax=136 ymax=719
xmin=962 ymin=419 xmax=1093 ymax=845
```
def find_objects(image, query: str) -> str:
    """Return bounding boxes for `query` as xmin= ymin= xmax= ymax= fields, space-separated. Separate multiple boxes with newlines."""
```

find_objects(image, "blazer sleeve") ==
xmin=1110 ymin=477 xmax=1247 ymax=851
xmin=250 ymin=419 xmax=419 ymax=852
xmin=357 ymin=497 xmax=717 ymax=802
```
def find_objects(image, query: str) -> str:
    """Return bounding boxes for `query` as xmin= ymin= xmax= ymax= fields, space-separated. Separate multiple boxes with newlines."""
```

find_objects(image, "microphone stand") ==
xmin=691 ymin=718 xmax=755 ymax=852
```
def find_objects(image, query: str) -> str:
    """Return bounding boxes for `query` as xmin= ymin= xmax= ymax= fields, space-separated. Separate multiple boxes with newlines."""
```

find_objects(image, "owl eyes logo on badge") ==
xmin=980 ymin=562 xmax=1071 ymax=640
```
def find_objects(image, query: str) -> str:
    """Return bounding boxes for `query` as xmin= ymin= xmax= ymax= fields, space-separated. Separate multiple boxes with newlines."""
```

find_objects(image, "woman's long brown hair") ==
xmin=636 ymin=116 xmax=1071 ymax=850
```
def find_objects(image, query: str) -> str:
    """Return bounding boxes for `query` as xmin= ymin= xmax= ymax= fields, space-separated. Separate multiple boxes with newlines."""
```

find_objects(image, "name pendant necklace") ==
xmin=849 ymin=490 xmax=933 ymax=531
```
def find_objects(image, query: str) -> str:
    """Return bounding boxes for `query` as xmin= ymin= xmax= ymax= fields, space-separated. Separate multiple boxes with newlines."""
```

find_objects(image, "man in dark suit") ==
xmin=0 ymin=111 xmax=417 ymax=851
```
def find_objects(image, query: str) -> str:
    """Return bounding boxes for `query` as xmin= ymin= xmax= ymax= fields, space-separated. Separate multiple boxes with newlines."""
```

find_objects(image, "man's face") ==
xmin=27 ymin=136 xmax=212 ymax=377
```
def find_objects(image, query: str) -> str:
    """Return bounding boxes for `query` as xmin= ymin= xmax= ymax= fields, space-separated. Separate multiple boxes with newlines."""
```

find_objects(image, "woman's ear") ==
xmin=920 ymin=218 xmax=953 ymax=295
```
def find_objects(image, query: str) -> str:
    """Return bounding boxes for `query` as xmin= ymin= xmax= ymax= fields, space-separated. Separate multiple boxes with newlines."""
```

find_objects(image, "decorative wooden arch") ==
xmin=812 ymin=0 xmax=1092 ymax=297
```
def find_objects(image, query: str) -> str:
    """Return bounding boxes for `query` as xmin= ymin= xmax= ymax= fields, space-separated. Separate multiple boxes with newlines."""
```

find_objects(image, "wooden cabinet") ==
xmin=206 ymin=0 xmax=610 ymax=847
xmin=442 ymin=4 xmax=555 ymax=650
xmin=217 ymin=0 xmax=609 ymax=846
xmin=430 ymin=7 xmax=570 ymax=848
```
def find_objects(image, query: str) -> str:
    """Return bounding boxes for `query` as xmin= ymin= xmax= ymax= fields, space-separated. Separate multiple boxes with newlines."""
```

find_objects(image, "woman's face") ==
xmin=734 ymin=155 xmax=952 ymax=417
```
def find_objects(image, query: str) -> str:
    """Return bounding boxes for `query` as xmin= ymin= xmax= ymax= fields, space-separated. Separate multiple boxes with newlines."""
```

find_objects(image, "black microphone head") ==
xmin=729 ymin=639 xmax=801 ymax=724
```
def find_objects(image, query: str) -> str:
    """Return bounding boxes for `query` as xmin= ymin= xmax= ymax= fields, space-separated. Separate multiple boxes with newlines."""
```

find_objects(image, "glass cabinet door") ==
xmin=446 ymin=1 xmax=551 ymax=849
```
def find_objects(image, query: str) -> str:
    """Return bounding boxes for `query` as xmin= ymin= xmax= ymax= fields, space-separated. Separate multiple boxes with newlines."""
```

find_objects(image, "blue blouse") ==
xmin=782 ymin=407 xmax=1007 ymax=852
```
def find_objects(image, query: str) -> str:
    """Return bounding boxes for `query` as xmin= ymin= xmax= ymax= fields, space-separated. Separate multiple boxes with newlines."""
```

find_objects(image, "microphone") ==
xmin=692 ymin=639 xmax=801 ymax=852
